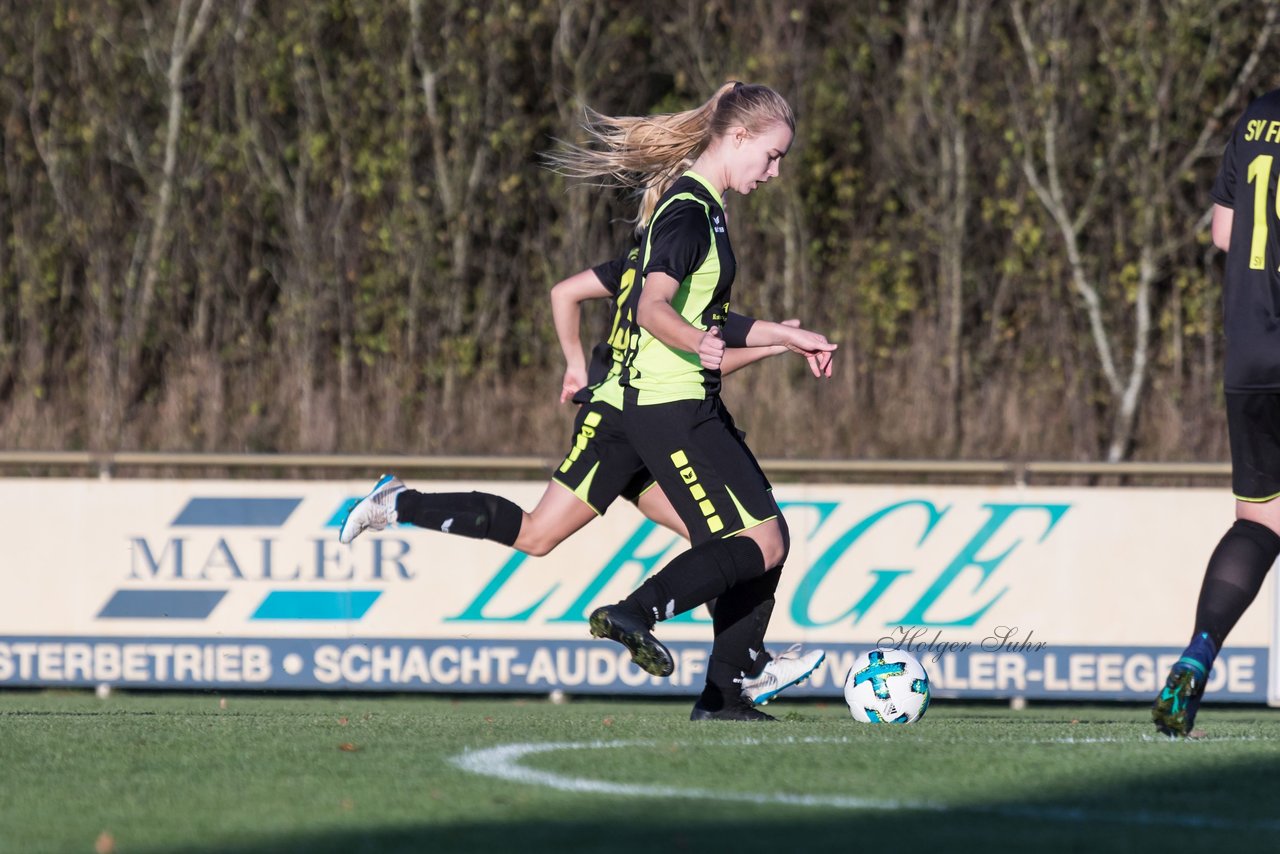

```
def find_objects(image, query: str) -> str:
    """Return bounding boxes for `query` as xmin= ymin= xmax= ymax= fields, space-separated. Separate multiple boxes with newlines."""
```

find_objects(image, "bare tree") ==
xmin=886 ymin=0 xmax=992 ymax=452
xmin=121 ymin=0 xmax=215 ymax=411
xmin=1008 ymin=0 xmax=1274 ymax=461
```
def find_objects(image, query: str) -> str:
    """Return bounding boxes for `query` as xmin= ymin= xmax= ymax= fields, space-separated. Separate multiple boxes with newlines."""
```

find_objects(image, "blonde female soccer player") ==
xmin=340 ymin=165 xmax=825 ymax=706
xmin=552 ymin=81 xmax=837 ymax=720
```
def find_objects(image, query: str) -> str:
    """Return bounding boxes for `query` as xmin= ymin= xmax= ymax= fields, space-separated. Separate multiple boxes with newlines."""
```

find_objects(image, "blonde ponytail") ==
xmin=632 ymin=158 xmax=692 ymax=236
xmin=546 ymin=82 xmax=738 ymax=191
xmin=545 ymin=82 xmax=795 ymax=232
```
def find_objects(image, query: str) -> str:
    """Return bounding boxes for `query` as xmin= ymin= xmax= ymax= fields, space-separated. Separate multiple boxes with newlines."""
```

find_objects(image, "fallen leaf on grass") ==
xmin=338 ymin=716 xmax=349 ymax=726
xmin=339 ymin=742 xmax=360 ymax=752
xmin=95 ymin=831 xmax=115 ymax=854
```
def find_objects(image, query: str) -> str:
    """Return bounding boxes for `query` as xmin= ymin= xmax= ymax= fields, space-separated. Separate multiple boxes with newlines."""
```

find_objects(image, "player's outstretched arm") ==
xmin=734 ymin=317 xmax=837 ymax=378
xmin=550 ymin=268 xmax=612 ymax=402
xmin=720 ymin=318 xmax=800 ymax=376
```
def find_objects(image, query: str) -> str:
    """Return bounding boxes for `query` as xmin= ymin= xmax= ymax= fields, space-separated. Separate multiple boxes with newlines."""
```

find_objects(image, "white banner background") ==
xmin=0 ymin=478 xmax=1272 ymax=702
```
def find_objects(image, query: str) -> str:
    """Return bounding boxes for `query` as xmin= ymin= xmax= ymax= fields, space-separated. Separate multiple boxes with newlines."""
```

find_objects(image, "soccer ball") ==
xmin=843 ymin=648 xmax=931 ymax=723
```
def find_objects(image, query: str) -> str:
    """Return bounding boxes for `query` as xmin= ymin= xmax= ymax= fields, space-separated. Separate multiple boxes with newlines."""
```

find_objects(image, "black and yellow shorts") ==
xmin=551 ymin=401 xmax=655 ymax=514
xmin=622 ymin=395 xmax=777 ymax=546
xmin=1227 ymin=391 xmax=1280 ymax=502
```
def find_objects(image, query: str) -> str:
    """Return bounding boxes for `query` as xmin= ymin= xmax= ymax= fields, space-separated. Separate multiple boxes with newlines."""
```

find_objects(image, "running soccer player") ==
xmin=551 ymin=81 xmax=837 ymax=720
xmin=1153 ymin=88 xmax=1280 ymax=737
xmin=340 ymin=240 xmax=825 ymax=706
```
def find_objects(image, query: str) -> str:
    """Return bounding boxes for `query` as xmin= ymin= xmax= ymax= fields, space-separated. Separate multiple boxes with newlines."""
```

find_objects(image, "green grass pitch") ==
xmin=2 ymin=691 xmax=1278 ymax=853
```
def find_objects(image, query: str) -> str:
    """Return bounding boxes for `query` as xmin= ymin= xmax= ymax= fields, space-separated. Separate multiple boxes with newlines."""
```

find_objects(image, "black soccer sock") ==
xmin=697 ymin=659 xmax=750 ymax=711
xmin=394 ymin=490 xmax=524 ymax=547
xmin=709 ymin=566 xmax=782 ymax=683
xmin=1193 ymin=519 xmax=1280 ymax=650
xmin=621 ymin=536 xmax=767 ymax=625
xmin=702 ymin=598 xmax=773 ymax=675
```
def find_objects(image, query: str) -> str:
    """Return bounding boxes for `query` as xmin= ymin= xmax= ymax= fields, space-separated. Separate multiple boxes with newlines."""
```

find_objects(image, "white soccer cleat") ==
xmin=740 ymin=643 xmax=826 ymax=706
xmin=338 ymin=474 xmax=406 ymax=544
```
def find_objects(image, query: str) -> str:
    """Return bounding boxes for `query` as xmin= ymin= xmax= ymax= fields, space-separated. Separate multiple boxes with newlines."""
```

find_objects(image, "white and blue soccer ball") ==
xmin=843 ymin=647 xmax=931 ymax=724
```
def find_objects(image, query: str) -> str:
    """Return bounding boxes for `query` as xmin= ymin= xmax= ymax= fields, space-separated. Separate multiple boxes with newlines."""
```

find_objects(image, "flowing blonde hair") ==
xmin=546 ymin=81 xmax=796 ymax=232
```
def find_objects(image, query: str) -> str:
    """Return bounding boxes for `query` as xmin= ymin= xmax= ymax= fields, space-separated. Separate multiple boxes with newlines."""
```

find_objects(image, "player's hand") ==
xmin=697 ymin=325 xmax=726 ymax=370
xmin=560 ymin=365 xmax=588 ymax=403
xmin=781 ymin=327 xmax=837 ymax=378
xmin=807 ymin=349 xmax=835 ymax=377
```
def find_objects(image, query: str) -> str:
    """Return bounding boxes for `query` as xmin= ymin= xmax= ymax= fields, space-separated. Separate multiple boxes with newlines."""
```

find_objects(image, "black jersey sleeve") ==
xmin=1211 ymin=116 xmax=1244 ymax=208
xmin=590 ymin=257 xmax=627 ymax=297
xmin=643 ymin=199 xmax=711 ymax=282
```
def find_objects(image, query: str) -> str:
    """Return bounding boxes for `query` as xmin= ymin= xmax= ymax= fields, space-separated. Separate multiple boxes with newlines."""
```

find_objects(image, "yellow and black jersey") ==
xmin=1213 ymin=87 xmax=1280 ymax=391
xmin=571 ymin=246 xmax=642 ymax=411
xmin=622 ymin=170 xmax=736 ymax=405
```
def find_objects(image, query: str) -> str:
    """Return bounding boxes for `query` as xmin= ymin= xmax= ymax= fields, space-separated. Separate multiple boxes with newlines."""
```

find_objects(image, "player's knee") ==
xmin=518 ymin=533 xmax=559 ymax=557
xmin=775 ymin=514 xmax=791 ymax=565
xmin=753 ymin=527 xmax=787 ymax=569
xmin=514 ymin=521 xmax=562 ymax=557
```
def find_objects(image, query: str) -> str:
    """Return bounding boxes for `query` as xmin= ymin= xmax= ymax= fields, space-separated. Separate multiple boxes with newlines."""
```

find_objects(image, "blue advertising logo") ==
xmin=100 ymin=495 xmax=410 ymax=622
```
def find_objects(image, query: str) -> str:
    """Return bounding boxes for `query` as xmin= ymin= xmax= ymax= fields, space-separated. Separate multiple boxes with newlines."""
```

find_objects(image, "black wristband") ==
xmin=722 ymin=312 xmax=756 ymax=348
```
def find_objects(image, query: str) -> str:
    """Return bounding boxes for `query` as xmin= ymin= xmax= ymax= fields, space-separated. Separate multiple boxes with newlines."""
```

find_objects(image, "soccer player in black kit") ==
xmin=338 ymin=192 xmax=828 ymax=707
xmin=1153 ymin=88 xmax=1280 ymax=737
xmin=550 ymin=81 xmax=838 ymax=720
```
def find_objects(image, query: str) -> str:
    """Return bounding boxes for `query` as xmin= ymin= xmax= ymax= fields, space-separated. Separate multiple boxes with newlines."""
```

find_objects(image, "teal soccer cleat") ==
xmin=1152 ymin=632 xmax=1215 ymax=737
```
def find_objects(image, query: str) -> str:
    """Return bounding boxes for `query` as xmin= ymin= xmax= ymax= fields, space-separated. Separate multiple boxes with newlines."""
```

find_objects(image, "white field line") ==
xmin=449 ymin=739 xmax=944 ymax=812
xmin=448 ymin=736 xmax=1280 ymax=832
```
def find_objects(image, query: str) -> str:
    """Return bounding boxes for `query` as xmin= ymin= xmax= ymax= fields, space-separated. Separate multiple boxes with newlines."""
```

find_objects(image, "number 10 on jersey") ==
xmin=1247 ymin=153 xmax=1277 ymax=270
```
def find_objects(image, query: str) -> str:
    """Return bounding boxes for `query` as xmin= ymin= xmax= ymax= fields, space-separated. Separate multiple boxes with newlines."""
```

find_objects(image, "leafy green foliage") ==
xmin=0 ymin=1 xmax=1269 ymax=458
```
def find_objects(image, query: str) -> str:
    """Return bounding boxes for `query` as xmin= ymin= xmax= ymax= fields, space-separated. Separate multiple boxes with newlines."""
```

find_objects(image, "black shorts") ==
xmin=622 ymin=395 xmax=777 ymax=546
xmin=551 ymin=401 xmax=655 ymax=514
xmin=1227 ymin=391 xmax=1280 ymax=501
